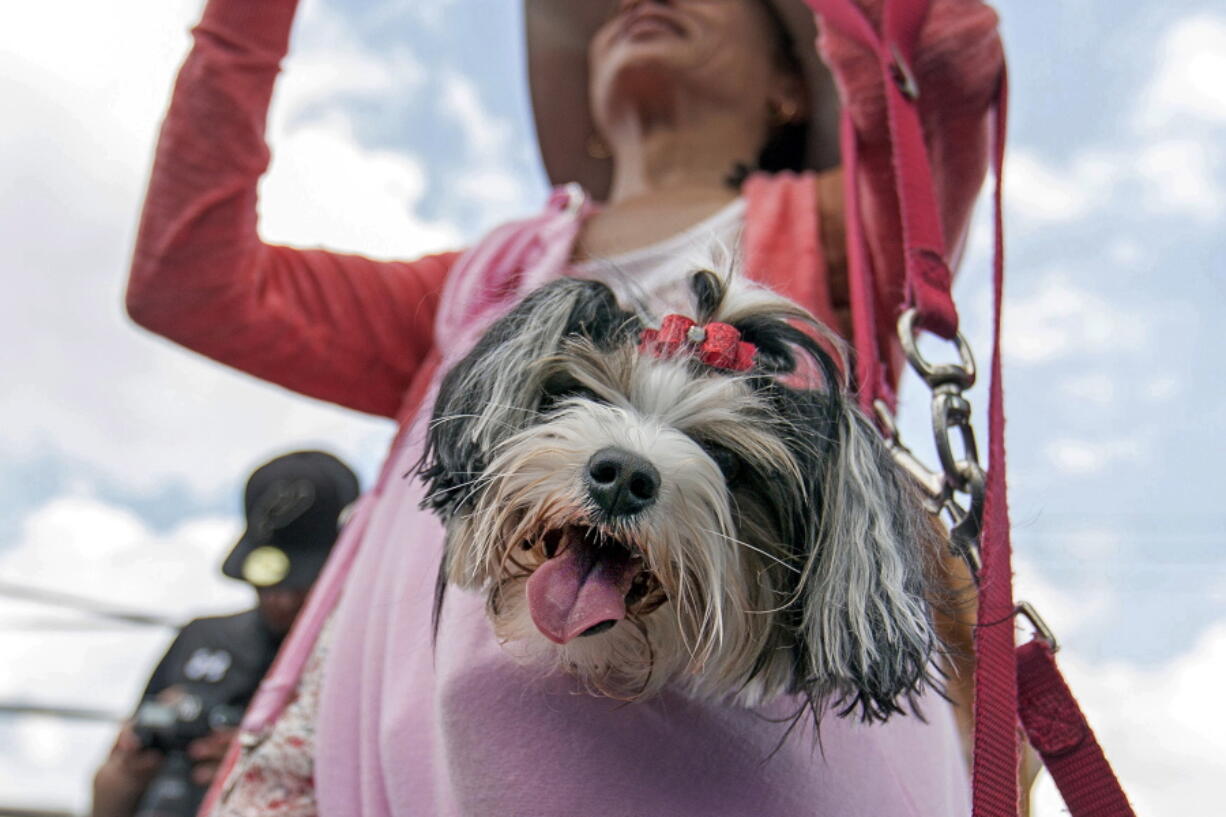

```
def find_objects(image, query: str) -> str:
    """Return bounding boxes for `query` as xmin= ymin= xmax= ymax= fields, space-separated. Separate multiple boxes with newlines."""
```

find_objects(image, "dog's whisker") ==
xmin=696 ymin=525 xmax=801 ymax=574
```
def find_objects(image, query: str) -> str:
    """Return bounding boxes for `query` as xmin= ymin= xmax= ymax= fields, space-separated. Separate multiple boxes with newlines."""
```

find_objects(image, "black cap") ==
xmin=221 ymin=451 xmax=360 ymax=589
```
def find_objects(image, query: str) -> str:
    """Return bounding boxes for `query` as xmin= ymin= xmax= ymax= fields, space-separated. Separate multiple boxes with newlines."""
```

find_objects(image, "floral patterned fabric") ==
xmin=206 ymin=618 xmax=331 ymax=816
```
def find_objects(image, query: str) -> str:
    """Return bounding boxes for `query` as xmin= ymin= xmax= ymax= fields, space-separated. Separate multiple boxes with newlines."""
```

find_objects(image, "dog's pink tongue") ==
xmin=526 ymin=541 xmax=628 ymax=644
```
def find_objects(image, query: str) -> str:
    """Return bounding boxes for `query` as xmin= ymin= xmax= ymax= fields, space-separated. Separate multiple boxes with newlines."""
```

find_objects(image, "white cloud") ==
xmin=1143 ymin=375 xmax=1180 ymax=402
xmin=443 ymin=72 xmax=512 ymax=157
xmin=1006 ymin=140 xmax=1223 ymax=225
xmin=1107 ymin=237 xmax=1143 ymax=267
xmin=260 ymin=0 xmax=464 ymax=256
xmin=1015 ymin=559 xmax=1225 ymax=816
xmin=1043 ymin=436 xmax=1145 ymax=475
xmin=260 ymin=112 xmax=461 ymax=257
xmin=282 ymin=1 xmax=426 ymax=112
xmin=375 ymin=0 xmax=461 ymax=31
xmin=0 ymin=0 xmax=463 ymax=498
xmin=1058 ymin=372 xmax=1116 ymax=406
xmin=0 ymin=3 xmax=469 ymax=800
xmin=439 ymin=71 xmax=533 ymax=228
xmin=1006 ymin=149 xmax=1102 ymax=223
xmin=1126 ymin=14 xmax=1226 ymax=222
xmin=1031 ymin=623 xmax=1226 ymax=817
xmin=1 ymin=497 xmax=1213 ymax=815
xmin=1003 ymin=273 xmax=1151 ymax=365
xmin=0 ymin=495 xmax=248 ymax=625
xmin=1135 ymin=14 xmax=1226 ymax=131
xmin=0 ymin=716 xmax=115 ymax=814
xmin=1014 ymin=556 xmax=1117 ymax=644
xmin=1133 ymin=138 xmax=1223 ymax=220
xmin=0 ymin=494 xmax=255 ymax=812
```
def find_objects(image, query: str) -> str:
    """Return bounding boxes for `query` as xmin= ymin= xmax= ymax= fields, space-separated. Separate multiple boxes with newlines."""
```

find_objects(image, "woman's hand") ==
xmin=186 ymin=725 xmax=239 ymax=787
xmin=90 ymin=724 xmax=163 ymax=817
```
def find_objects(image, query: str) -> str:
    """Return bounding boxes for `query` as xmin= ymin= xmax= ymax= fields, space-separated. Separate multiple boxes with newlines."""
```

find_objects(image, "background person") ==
xmin=90 ymin=451 xmax=358 ymax=817
xmin=125 ymin=0 xmax=1004 ymax=813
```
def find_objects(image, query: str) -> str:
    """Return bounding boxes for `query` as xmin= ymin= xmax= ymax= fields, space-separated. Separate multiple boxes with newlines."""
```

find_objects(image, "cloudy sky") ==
xmin=1 ymin=0 xmax=1222 ymax=813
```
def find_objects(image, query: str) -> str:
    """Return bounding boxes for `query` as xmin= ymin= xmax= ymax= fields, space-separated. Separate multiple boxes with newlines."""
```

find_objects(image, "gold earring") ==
xmin=586 ymin=133 xmax=612 ymax=160
xmin=770 ymin=99 xmax=800 ymax=127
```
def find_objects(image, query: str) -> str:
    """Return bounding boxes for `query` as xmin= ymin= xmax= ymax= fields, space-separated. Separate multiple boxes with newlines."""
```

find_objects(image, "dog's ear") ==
xmin=561 ymin=279 xmax=642 ymax=351
xmin=795 ymin=396 xmax=940 ymax=721
xmin=420 ymin=278 xmax=637 ymax=516
xmin=689 ymin=269 xmax=726 ymax=321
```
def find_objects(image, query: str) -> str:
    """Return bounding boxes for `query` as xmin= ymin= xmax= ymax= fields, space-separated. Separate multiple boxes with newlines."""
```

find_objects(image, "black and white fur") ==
xmin=420 ymin=272 xmax=942 ymax=721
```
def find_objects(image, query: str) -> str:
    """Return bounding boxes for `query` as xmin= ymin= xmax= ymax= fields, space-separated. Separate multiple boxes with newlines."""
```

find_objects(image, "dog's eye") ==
xmin=700 ymin=442 xmax=741 ymax=482
xmin=540 ymin=375 xmax=601 ymax=411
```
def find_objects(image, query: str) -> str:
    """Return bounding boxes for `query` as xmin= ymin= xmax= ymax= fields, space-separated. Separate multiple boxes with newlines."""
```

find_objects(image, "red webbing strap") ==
xmin=816 ymin=0 xmax=1022 ymax=806
xmin=809 ymin=3 xmax=1020 ymax=806
xmin=879 ymin=0 xmax=960 ymax=338
xmin=839 ymin=109 xmax=892 ymax=413
xmin=974 ymin=65 xmax=1020 ymax=817
xmin=988 ymin=73 xmax=1134 ymax=817
xmin=1017 ymin=640 xmax=1137 ymax=817
xmin=815 ymin=0 xmax=958 ymax=342
xmin=810 ymin=0 xmax=956 ymax=415
xmin=808 ymin=3 xmax=1132 ymax=815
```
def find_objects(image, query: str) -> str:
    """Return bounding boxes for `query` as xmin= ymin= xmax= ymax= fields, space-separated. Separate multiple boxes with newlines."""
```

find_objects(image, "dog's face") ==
xmin=421 ymin=273 xmax=941 ymax=720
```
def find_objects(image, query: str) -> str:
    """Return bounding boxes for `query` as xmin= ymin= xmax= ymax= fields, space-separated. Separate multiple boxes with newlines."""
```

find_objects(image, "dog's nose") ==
xmin=585 ymin=447 xmax=660 ymax=517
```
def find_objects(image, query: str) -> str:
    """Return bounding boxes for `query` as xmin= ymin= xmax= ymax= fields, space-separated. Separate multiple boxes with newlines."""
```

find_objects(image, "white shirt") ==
xmin=570 ymin=197 xmax=747 ymax=315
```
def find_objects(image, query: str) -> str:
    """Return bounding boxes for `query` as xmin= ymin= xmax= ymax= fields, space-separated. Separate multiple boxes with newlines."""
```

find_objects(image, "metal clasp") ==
xmin=898 ymin=308 xmax=976 ymax=389
xmin=874 ymin=399 xmax=948 ymax=513
xmin=1016 ymin=600 xmax=1059 ymax=653
xmin=889 ymin=43 xmax=920 ymax=101
xmin=889 ymin=308 xmax=989 ymax=584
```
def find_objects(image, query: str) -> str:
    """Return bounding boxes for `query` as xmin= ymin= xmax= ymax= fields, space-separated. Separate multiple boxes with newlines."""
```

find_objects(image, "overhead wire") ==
xmin=0 ymin=577 xmax=181 ymax=629
xmin=0 ymin=701 xmax=123 ymax=723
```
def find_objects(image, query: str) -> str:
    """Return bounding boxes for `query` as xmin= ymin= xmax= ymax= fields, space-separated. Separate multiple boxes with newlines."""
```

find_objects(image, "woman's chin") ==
xmin=592 ymin=53 xmax=692 ymax=110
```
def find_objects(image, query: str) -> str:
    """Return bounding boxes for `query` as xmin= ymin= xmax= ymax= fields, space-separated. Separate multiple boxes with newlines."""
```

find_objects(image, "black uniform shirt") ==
xmin=141 ymin=608 xmax=281 ymax=709
xmin=133 ymin=609 xmax=282 ymax=817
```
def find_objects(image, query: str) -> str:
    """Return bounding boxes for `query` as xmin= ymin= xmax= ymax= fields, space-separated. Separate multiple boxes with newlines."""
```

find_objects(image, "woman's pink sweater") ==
xmin=127 ymin=1 xmax=1003 ymax=813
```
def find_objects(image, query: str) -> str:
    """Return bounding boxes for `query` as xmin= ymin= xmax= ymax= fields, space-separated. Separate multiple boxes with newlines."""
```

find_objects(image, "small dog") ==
xmin=420 ymin=272 xmax=942 ymax=721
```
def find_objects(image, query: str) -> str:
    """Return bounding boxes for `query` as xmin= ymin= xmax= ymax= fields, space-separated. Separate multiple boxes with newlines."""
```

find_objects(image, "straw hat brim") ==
xmin=524 ymin=0 xmax=840 ymax=202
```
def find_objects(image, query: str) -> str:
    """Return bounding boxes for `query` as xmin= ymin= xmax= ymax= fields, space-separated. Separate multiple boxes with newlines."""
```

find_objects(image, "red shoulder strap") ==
xmin=1017 ymin=639 xmax=1136 ymax=816
xmin=975 ymin=61 xmax=1021 ymax=817
xmin=803 ymin=2 xmax=1135 ymax=815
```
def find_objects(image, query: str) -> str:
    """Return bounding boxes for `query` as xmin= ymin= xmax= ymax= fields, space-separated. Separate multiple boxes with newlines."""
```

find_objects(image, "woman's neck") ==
xmin=603 ymin=102 xmax=764 ymax=206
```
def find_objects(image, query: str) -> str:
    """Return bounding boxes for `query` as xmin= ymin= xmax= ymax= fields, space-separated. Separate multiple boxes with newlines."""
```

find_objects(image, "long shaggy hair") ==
xmin=419 ymin=272 xmax=943 ymax=722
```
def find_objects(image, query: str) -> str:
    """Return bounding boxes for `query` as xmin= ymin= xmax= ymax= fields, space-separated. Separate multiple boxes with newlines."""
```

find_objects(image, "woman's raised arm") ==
xmin=126 ymin=0 xmax=460 ymax=418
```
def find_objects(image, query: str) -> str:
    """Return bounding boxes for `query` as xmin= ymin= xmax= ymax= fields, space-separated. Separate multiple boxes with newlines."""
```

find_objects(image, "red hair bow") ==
xmin=638 ymin=314 xmax=757 ymax=372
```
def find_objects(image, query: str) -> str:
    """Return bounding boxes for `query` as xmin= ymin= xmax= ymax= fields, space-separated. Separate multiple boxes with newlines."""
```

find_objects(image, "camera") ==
xmin=132 ymin=693 xmax=243 ymax=753
xmin=131 ymin=694 xmax=244 ymax=817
